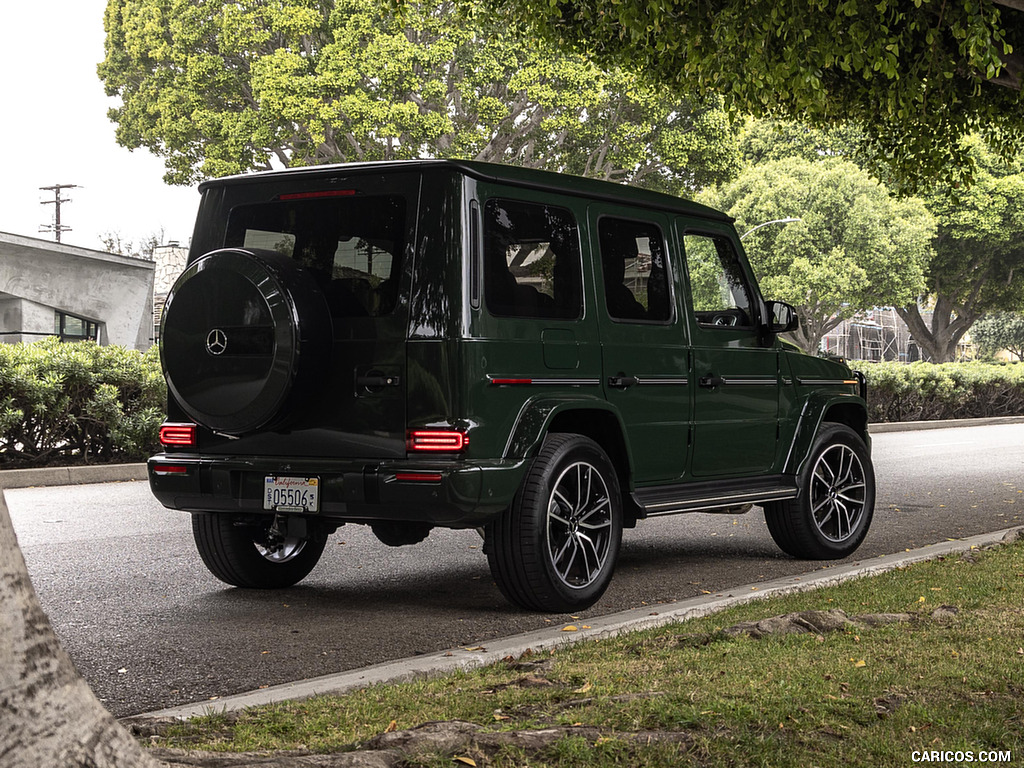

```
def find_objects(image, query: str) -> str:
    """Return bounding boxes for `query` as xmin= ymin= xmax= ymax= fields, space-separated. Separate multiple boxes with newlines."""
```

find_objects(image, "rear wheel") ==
xmin=765 ymin=424 xmax=874 ymax=559
xmin=192 ymin=514 xmax=326 ymax=588
xmin=487 ymin=434 xmax=623 ymax=612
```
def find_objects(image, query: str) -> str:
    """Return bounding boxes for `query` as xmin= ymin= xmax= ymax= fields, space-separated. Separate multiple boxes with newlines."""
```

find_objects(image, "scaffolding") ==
xmin=821 ymin=308 xmax=917 ymax=362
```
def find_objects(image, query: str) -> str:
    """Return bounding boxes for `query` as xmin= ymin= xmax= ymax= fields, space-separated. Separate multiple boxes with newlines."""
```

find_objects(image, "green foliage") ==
xmin=0 ymin=339 xmax=166 ymax=467
xmin=700 ymin=157 xmax=934 ymax=354
xmin=861 ymin=360 xmax=1024 ymax=423
xmin=970 ymin=312 xmax=1024 ymax=361
xmin=99 ymin=0 xmax=741 ymax=193
xmin=898 ymin=136 xmax=1024 ymax=363
xmin=471 ymin=0 xmax=1024 ymax=193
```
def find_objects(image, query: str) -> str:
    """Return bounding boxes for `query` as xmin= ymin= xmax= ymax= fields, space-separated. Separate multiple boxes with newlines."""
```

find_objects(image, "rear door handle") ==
xmin=356 ymin=373 xmax=401 ymax=389
xmin=699 ymin=374 xmax=725 ymax=388
xmin=608 ymin=374 xmax=639 ymax=390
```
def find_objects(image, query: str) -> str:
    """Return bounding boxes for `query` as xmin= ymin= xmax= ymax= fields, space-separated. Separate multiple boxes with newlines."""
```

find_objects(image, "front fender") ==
xmin=783 ymin=391 xmax=869 ymax=477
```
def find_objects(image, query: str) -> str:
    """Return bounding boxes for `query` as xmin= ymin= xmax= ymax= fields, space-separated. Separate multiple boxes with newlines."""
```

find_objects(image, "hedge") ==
xmin=859 ymin=360 xmax=1024 ymax=424
xmin=0 ymin=340 xmax=1020 ymax=468
xmin=0 ymin=339 xmax=165 ymax=467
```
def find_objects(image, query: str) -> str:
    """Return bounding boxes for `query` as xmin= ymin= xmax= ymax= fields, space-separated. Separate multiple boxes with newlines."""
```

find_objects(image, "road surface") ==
xmin=7 ymin=423 xmax=1022 ymax=716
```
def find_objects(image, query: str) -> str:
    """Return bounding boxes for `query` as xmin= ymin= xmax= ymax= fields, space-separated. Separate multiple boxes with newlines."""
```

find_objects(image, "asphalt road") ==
xmin=7 ymin=423 xmax=1023 ymax=717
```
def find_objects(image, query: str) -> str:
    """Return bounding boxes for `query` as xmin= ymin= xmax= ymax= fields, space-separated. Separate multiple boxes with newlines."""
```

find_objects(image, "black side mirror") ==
xmin=765 ymin=300 xmax=799 ymax=333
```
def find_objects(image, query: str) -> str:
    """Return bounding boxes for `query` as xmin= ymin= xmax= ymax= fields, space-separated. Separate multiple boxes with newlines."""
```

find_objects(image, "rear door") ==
xmin=590 ymin=207 xmax=690 ymax=484
xmin=211 ymin=172 xmax=420 ymax=458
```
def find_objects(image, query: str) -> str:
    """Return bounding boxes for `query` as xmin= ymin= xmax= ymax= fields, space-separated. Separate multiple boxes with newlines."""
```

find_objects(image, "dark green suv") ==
xmin=149 ymin=160 xmax=874 ymax=612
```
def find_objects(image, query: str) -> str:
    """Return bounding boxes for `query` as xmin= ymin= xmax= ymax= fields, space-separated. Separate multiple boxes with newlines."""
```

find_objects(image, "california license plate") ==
xmin=263 ymin=476 xmax=320 ymax=513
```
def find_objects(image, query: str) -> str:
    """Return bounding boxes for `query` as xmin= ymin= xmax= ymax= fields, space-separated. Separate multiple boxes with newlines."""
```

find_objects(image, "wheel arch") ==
xmin=503 ymin=397 xmax=640 ymax=525
xmin=784 ymin=394 xmax=870 ymax=477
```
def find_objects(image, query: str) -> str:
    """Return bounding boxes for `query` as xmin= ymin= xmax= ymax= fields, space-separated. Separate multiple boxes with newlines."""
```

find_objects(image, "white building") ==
xmin=0 ymin=231 xmax=155 ymax=350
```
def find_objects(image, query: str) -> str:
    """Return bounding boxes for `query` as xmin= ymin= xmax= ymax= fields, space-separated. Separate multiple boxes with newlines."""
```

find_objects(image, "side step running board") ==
xmin=632 ymin=476 xmax=799 ymax=517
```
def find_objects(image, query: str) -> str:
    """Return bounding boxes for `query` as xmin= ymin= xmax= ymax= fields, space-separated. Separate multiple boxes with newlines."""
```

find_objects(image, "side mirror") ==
xmin=765 ymin=301 xmax=799 ymax=334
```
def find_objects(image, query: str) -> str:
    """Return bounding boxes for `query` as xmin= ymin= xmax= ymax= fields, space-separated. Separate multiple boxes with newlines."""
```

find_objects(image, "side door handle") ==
xmin=699 ymin=374 xmax=725 ymax=388
xmin=608 ymin=374 xmax=639 ymax=390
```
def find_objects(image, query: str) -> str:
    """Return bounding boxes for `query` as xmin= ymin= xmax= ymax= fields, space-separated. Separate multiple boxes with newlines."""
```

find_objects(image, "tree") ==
xmin=0 ymin=494 xmax=161 ymax=767
xmin=971 ymin=312 xmax=1024 ymax=361
xmin=471 ymin=0 xmax=1024 ymax=191
xmin=700 ymin=157 xmax=934 ymax=354
xmin=99 ymin=0 xmax=741 ymax=193
xmin=897 ymin=137 xmax=1024 ymax=362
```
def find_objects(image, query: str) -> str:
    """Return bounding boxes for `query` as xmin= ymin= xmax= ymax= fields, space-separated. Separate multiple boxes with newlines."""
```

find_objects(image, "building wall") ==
xmin=0 ymin=232 xmax=155 ymax=350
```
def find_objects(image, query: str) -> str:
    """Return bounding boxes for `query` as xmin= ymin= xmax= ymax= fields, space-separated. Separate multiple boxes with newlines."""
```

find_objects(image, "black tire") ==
xmin=487 ymin=434 xmax=623 ymax=612
xmin=765 ymin=423 xmax=875 ymax=560
xmin=192 ymin=514 xmax=326 ymax=589
xmin=161 ymin=248 xmax=332 ymax=435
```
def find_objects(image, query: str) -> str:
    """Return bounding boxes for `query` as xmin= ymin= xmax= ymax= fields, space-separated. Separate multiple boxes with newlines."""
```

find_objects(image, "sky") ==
xmin=1 ymin=1 xmax=200 ymax=253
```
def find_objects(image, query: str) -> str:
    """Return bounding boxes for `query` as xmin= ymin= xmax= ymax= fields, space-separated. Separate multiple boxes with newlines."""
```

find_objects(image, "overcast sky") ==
xmin=1 ymin=1 xmax=200 ymax=252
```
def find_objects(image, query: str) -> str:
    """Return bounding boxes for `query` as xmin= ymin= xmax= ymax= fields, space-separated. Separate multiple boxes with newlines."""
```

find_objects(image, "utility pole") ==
xmin=39 ymin=184 xmax=79 ymax=243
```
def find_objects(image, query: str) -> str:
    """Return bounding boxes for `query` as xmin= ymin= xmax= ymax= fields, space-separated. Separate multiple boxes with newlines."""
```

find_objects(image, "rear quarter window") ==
xmin=483 ymin=198 xmax=582 ymax=320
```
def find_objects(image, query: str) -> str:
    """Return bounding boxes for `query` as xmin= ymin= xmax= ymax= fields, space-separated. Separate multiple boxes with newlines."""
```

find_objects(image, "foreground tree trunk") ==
xmin=0 ymin=491 xmax=161 ymax=768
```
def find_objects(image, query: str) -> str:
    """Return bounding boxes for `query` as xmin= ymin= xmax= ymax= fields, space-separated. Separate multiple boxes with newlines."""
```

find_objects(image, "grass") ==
xmin=155 ymin=539 xmax=1024 ymax=767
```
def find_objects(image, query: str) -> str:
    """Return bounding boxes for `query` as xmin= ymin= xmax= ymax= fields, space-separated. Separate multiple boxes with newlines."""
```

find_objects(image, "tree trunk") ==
xmin=0 ymin=491 xmax=162 ymax=768
xmin=896 ymin=298 xmax=976 ymax=363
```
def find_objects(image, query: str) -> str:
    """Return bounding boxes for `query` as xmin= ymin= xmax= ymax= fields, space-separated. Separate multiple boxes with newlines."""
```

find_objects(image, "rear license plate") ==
xmin=264 ymin=476 xmax=320 ymax=513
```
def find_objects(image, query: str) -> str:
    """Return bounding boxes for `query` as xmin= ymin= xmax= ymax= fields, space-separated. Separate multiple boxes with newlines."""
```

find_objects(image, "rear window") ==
xmin=224 ymin=195 xmax=406 ymax=317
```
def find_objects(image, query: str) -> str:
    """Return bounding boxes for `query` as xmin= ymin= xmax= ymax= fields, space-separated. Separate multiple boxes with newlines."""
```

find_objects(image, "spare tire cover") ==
xmin=161 ymin=248 xmax=332 ymax=434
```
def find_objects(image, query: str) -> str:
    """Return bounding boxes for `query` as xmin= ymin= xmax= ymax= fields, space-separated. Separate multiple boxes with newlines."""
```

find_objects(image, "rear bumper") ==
xmin=147 ymin=454 xmax=528 ymax=528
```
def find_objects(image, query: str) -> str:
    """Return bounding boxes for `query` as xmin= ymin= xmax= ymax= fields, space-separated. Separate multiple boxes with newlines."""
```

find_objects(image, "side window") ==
xmin=483 ymin=199 xmax=582 ymax=319
xmin=597 ymin=218 xmax=671 ymax=322
xmin=683 ymin=233 xmax=755 ymax=329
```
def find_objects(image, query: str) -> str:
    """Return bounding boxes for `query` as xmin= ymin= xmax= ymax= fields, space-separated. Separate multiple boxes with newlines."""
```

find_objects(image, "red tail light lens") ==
xmin=159 ymin=423 xmax=197 ymax=447
xmin=406 ymin=429 xmax=468 ymax=452
xmin=152 ymin=464 xmax=189 ymax=475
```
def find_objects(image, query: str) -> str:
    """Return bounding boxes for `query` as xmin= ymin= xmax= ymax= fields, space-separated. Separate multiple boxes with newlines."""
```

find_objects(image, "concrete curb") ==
xmin=5 ymin=415 xmax=1024 ymax=489
xmin=0 ymin=463 xmax=147 ymax=490
xmin=141 ymin=524 xmax=1024 ymax=721
xmin=868 ymin=415 xmax=1024 ymax=433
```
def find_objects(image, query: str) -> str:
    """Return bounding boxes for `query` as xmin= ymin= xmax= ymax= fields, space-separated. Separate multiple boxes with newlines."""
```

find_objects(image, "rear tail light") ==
xmin=406 ymin=429 xmax=469 ymax=452
xmin=159 ymin=423 xmax=197 ymax=447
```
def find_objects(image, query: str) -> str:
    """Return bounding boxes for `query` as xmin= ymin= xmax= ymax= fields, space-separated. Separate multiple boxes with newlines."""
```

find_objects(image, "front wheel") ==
xmin=487 ymin=434 xmax=623 ymax=612
xmin=764 ymin=423 xmax=875 ymax=560
xmin=192 ymin=514 xmax=326 ymax=588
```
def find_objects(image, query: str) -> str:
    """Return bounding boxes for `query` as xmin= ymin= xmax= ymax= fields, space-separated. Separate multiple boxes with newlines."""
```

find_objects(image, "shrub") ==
xmin=860 ymin=360 xmax=1024 ymax=423
xmin=0 ymin=339 xmax=166 ymax=467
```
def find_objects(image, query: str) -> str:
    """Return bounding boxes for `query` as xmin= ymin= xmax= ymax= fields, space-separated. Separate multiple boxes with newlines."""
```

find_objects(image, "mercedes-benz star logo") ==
xmin=205 ymin=328 xmax=228 ymax=356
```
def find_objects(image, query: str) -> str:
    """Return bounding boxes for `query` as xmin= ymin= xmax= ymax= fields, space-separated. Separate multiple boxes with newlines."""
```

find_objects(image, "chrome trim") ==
xmin=795 ymin=378 xmax=857 ymax=386
xmin=636 ymin=377 xmax=689 ymax=385
xmin=720 ymin=377 xmax=778 ymax=386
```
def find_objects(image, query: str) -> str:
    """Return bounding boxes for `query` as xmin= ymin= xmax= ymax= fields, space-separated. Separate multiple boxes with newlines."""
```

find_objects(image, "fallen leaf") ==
xmin=385 ymin=720 xmax=397 ymax=733
xmin=463 ymin=646 xmax=486 ymax=652
xmin=454 ymin=758 xmax=477 ymax=767
xmin=562 ymin=625 xmax=579 ymax=632
xmin=574 ymin=682 xmax=592 ymax=694
xmin=853 ymin=659 xmax=867 ymax=668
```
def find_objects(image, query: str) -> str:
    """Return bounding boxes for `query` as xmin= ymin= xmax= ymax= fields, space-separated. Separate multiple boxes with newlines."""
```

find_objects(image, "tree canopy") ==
xmin=472 ymin=0 xmax=1024 ymax=191
xmin=900 ymin=136 xmax=1024 ymax=361
xmin=99 ymin=0 xmax=741 ymax=192
xmin=700 ymin=156 xmax=935 ymax=354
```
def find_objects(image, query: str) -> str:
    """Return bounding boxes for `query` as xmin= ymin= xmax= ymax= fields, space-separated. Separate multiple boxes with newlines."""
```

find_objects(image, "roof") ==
xmin=198 ymin=159 xmax=733 ymax=223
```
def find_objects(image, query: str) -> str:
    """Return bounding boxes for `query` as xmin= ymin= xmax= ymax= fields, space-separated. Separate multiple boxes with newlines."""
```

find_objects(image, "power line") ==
xmin=39 ymin=184 xmax=80 ymax=243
